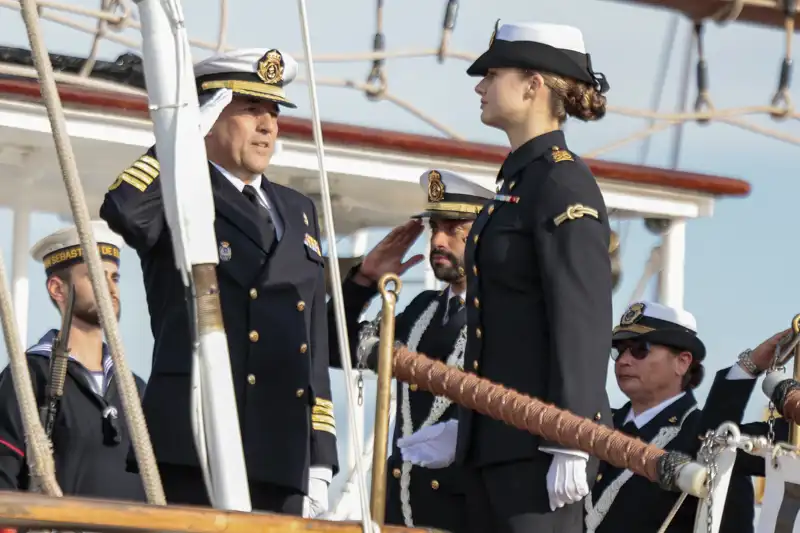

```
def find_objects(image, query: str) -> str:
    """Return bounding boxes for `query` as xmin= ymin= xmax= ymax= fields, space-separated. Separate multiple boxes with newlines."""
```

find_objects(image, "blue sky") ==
xmin=1 ymin=0 xmax=800 ymax=473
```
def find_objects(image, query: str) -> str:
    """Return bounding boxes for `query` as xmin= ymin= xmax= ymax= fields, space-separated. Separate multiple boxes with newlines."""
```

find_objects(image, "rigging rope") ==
xmin=0 ymin=0 xmax=798 ymax=153
xmin=0 ymin=250 xmax=61 ymax=497
xmin=15 ymin=0 xmax=166 ymax=505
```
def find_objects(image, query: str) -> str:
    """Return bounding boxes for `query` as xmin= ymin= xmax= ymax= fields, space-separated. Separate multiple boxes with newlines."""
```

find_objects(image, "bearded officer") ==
xmin=99 ymin=48 xmax=337 ymax=516
xmin=0 ymin=221 xmax=146 ymax=501
xmin=328 ymin=170 xmax=494 ymax=533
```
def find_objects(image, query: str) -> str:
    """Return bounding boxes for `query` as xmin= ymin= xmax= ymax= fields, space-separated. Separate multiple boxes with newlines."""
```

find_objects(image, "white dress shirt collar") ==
xmin=624 ymin=392 xmax=686 ymax=429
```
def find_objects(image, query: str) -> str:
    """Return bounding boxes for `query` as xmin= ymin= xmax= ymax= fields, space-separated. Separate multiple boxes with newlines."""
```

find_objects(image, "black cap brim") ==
xmin=466 ymin=40 xmax=594 ymax=86
xmin=612 ymin=327 xmax=706 ymax=362
xmin=228 ymin=89 xmax=297 ymax=109
xmin=411 ymin=211 xmax=479 ymax=221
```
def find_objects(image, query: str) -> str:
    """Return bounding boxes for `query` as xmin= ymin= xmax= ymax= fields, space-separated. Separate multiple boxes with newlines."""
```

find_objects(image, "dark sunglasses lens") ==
xmin=612 ymin=342 xmax=649 ymax=360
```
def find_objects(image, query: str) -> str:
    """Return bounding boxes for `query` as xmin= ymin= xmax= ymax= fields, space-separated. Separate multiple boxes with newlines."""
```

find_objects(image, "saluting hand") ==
xmin=354 ymin=220 xmax=425 ymax=286
xmin=751 ymin=328 xmax=793 ymax=372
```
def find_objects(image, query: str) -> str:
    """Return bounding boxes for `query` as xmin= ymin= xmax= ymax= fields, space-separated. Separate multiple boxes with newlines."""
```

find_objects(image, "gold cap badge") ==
xmin=427 ymin=170 xmax=445 ymax=202
xmin=257 ymin=49 xmax=284 ymax=85
xmin=489 ymin=19 xmax=500 ymax=47
xmin=620 ymin=303 xmax=645 ymax=326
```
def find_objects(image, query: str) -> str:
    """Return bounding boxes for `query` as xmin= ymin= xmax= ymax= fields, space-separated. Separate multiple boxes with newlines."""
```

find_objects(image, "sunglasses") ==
xmin=611 ymin=340 xmax=652 ymax=361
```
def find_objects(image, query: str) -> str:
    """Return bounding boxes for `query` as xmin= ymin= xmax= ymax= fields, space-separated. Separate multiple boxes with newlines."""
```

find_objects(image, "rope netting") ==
xmin=0 ymin=0 xmax=798 ymax=154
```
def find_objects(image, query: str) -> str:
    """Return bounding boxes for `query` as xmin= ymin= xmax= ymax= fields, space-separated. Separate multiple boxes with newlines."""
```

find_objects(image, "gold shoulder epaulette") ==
xmin=108 ymin=153 xmax=160 ymax=192
xmin=550 ymin=146 xmax=573 ymax=163
xmin=553 ymin=204 xmax=599 ymax=227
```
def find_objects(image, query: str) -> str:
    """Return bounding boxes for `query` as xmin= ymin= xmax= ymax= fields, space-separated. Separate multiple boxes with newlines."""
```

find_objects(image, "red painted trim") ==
xmin=621 ymin=0 xmax=796 ymax=29
xmin=0 ymin=439 xmax=24 ymax=458
xmin=0 ymin=78 xmax=751 ymax=197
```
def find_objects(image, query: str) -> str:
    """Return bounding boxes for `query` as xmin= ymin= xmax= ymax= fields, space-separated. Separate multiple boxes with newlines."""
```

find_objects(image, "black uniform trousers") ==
xmin=158 ymin=464 xmax=304 ymax=514
xmin=589 ymin=368 xmax=788 ymax=533
xmin=0 ymin=332 xmax=147 ymax=502
xmin=458 ymin=130 xmax=613 ymax=532
xmin=328 ymin=275 xmax=492 ymax=533
xmin=100 ymin=149 xmax=338 ymax=514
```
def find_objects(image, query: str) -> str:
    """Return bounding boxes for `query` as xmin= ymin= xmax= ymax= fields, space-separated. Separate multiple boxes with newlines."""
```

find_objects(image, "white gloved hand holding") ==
xmin=541 ymin=448 xmax=590 ymax=511
xmin=302 ymin=466 xmax=331 ymax=519
xmin=396 ymin=419 xmax=458 ymax=469
xmin=198 ymin=88 xmax=233 ymax=137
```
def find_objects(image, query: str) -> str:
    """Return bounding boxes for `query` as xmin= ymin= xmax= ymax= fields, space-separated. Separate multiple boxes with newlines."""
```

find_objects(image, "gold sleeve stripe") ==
xmin=140 ymin=154 xmax=160 ymax=171
xmin=312 ymin=422 xmax=336 ymax=436
xmin=114 ymin=172 xmax=147 ymax=192
xmin=125 ymin=167 xmax=155 ymax=186
xmin=132 ymin=160 xmax=159 ymax=179
xmin=314 ymin=398 xmax=333 ymax=408
xmin=312 ymin=405 xmax=334 ymax=415
xmin=312 ymin=413 xmax=336 ymax=426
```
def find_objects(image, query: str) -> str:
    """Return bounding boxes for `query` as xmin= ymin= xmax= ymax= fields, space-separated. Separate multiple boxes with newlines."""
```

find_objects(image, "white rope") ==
xmin=294 ymin=0 xmax=374 ymax=531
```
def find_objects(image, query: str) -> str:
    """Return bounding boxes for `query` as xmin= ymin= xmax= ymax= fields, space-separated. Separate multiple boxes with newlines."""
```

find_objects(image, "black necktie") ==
xmin=242 ymin=184 xmax=276 ymax=247
xmin=443 ymin=295 xmax=463 ymax=325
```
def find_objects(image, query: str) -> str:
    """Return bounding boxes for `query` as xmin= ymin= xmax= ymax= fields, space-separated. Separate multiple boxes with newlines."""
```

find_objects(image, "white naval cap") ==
xmin=30 ymin=220 xmax=125 ymax=276
xmin=613 ymin=301 xmax=705 ymax=361
xmin=467 ymin=20 xmax=609 ymax=94
xmin=411 ymin=169 xmax=493 ymax=220
xmin=194 ymin=48 xmax=299 ymax=108
xmin=496 ymin=22 xmax=586 ymax=53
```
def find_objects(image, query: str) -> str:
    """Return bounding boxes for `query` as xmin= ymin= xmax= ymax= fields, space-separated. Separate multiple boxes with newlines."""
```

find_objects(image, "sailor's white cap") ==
xmin=613 ymin=301 xmax=705 ymax=361
xmin=411 ymin=169 xmax=493 ymax=220
xmin=467 ymin=21 xmax=609 ymax=94
xmin=30 ymin=220 xmax=125 ymax=276
xmin=194 ymin=48 xmax=298 ymax=108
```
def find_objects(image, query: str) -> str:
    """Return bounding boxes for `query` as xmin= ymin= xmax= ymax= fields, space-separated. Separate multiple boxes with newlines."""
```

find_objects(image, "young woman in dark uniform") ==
xmin=398 ymin=20 xmax=613 ymax=533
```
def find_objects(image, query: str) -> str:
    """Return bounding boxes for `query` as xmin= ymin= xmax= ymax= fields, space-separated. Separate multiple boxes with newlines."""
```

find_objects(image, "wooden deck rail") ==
xmin=0 ymin=492 xmax=442 ymax=532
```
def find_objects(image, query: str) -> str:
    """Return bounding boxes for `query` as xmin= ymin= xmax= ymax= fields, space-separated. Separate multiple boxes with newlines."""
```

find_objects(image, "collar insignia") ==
xmin=551 ymin=146 xmax=574 ymax=163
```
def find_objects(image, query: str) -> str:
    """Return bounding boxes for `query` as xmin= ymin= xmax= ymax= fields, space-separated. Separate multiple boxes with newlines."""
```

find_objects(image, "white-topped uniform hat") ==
xmin=194 ymin=48 xmax=299 ymax=108
xmin=411 ymin=169 xmax=493 ymax=220
xmin=467 ymin=21 xmax=609 ymax=94
xmin=612 ymin=301 xmax=706 ymax=361
xmin=30 ymin=220 xmax=125 ymax=277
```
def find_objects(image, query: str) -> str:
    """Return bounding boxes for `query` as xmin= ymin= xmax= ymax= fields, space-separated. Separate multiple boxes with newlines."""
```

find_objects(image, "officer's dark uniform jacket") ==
xmin=328 ymin=274 xmax=486 ymax=532
xmin=588 ymin=368 xmax=788 ymax=533
xmin=0 ymin=330 xmax=146 ymax=501
xmin=458 ymin=130 xmax=613 ymax=479
xmin=99 ymin=148 xmax=338 ymax=494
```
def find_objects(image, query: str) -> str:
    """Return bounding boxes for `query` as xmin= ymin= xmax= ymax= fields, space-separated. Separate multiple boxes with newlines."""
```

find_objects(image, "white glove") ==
xmin=396 ymin=419 xmax=458 ymax=469
xmin=302 ymin=467 xmax=331 ymax=519
xmin=199 ymin=88 xmax=233 ymax=137
xmin=542 ymin=448 xmax=589 ymax=511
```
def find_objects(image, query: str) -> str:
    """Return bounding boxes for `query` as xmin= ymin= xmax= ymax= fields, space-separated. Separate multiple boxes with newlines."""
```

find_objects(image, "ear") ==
xmin=527 ymin=72 xmax=545 ymax=95
xmin=46 ymin=276 xmax=66 ymax=304
xmin=675 ymin=351 xmax=693 ymax=376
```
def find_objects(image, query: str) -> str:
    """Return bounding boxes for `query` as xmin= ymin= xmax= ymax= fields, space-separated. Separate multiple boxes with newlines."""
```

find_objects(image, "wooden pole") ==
xmin=0 ymin=492 xmax=443 ymax=533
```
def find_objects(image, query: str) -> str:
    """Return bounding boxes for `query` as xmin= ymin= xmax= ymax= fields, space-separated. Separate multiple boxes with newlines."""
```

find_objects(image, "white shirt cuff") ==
xmin=309 ymin=466 xmax=333 ymax=484
xmin=727 ymin=363 xmax=756 ymax=380
xmin=539 ymin=447 xmax=589 ymax=460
